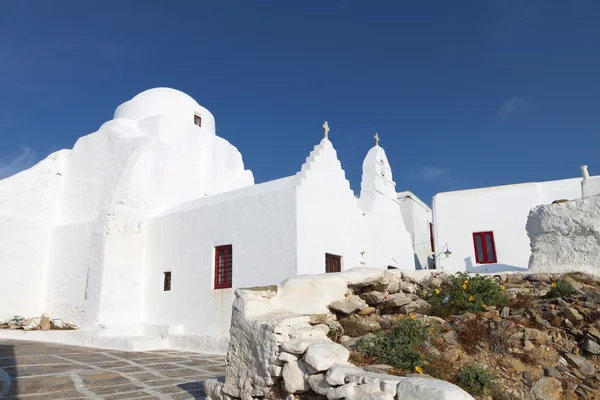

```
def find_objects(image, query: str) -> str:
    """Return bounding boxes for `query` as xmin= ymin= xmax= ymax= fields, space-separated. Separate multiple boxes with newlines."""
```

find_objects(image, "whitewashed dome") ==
xmin=114 ymin=87 xmax=216 ymax=134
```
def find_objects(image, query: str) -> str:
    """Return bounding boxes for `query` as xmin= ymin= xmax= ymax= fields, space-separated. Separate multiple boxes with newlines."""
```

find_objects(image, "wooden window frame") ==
xmin=325 ymin=253 xmax=342 ymax=273
xmin=194 ymin=114 xmax=202 ymax=127
xmin=214 ymin=245 xmax=233 ymax=289
xmin=163 ymin=271 xmax=172 ymax=291
xmin=472 ymin=231 xmax=497 ymax=264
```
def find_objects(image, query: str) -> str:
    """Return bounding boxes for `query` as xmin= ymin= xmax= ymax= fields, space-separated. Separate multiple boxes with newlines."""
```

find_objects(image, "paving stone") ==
xmin=16 ymin=375 xmax=77 ymax=394
xmin=87 ymin=383 xmax=146 ymax=395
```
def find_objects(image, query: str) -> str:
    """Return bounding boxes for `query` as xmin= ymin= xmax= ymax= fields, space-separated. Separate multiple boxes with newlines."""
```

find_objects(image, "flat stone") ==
xmin=339 ymin=315 xmax=381 ymax=337
xmin=304 ymin=342 xmax=350 ymax=372
xmin=282 ymin=360 xmax=310 ymax=393
xmin=358 ymin=307 xmax=376 ymax=316
xmin=544 ymin=366 xmax=562 ymax=379
xmin=583 ymin=338 xmax=600 ymax=355
xmin=325 ymin=361 xmax=364 ymax=386
xmin=361 ymin=291 xmax=386 ymax=306
xmin=443 ymin=330 xmax=459 ymax=346
xmin=501 ymin=307 xmax=510 ymax=318
xmin=563 ymin=352 xmax=596 ymax=375
xmin=281 ymin=338 xmax=326 ymax=354
xmin=531 ymin=377 xmax=562 ymax=400
xmin=330 ymin=296 xmax=367 ymax=315
xmin=564 ymin=307 xmax=584 ymax=323
xmin=384 ymin=292 xmax=412 ymax=308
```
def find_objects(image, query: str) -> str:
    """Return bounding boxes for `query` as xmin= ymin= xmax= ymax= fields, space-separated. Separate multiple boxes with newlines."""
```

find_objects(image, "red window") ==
xmin=214 ymin=245 xmax=232 ymax=289
xmin=429 ymin=223 xmax=435 ymax=252
xmin=194 ymin=114 xmax=202 ymax=127
xmin=473 ymin=232 xmax=497 ymax=264
xmin=325 ymin=253 xmax=342 ymax=273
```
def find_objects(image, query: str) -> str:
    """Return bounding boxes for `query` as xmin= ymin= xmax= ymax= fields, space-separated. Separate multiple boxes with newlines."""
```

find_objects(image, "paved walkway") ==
xmin=0 ymin=339 xmax=226 ymax=399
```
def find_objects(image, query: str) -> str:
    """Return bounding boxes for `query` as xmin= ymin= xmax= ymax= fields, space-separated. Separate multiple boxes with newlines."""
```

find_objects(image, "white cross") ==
xmin=322 ymin=121 xmax=330 ymax=139
xmin=374 ymin=132 xmax=380 ymax=146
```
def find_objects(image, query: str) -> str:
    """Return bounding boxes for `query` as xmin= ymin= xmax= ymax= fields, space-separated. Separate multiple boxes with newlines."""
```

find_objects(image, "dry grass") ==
xmin=456 ymin=317 xmax=489 ymax=355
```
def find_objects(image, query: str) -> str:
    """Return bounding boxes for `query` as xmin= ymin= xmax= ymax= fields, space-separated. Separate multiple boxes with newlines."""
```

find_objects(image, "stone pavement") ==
xmin=0 ymin=339 xmax=226 ymax=399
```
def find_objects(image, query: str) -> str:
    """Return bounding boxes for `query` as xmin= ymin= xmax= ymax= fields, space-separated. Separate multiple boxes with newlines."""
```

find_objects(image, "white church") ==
xmin=0 ymin=88 xmax=419 ymax=351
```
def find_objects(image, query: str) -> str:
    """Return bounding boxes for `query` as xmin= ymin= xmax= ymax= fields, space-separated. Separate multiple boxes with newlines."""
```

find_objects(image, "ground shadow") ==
xmin=464 ymin=256 xmax=528 ymax=274
xmin=179 ymin=377 xmax=223 ymax=399
xmin=0 ymin=342 xmax=16 ymax=398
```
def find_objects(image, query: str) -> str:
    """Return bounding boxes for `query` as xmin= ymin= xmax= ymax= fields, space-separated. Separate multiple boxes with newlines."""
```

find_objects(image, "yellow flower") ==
xmin=499 ymin=285 xmax=505 ymax=291
xmin=551 ymin=282 xmax=557 ymax=287
xmin=420 ymin=291 xmax=425 ymax=296
xmin=409 ymin=313 xmax=416 ymax=320
xmin=415 ymin=366 xmax=423 ymax=374
xmin=482 ymin=304 xmax=487 ymax=309
xmin=429 ymin=327 xmax=435 ymax=332
xmin=463 ymin=280 xmax=469 ymax=284
xmin=462 ymin=284 xmax=468 ymax=290
xmin=468 ymin=295 xmax=474 ymax=302
xmin=435 ymin=288 xmax=440 ymax=294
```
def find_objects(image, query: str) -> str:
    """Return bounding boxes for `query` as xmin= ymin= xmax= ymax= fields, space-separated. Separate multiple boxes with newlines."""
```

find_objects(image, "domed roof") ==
xmin=113 ymin=87 xmax=215 ymax=133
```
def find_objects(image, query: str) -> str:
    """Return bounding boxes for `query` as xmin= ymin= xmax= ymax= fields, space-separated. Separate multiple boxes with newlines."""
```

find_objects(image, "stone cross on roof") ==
xmin=322 ymin=121 xmax=330 ymax=139
xmin=374 ymin=132 xmax=380 ymax=146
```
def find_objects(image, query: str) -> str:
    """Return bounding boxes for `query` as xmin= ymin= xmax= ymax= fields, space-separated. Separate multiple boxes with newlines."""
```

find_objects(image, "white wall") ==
xmin=528 ymin=195 xmax=600 ymax=275
xmin=143 ymin=177 xmax=298 ymax=343
xmin=295 ymin=140 xmax=363 ymax=274
xmin=432 ymin=178 xmax=582 ymax=274
xmin=583 ymin=176 xmax=600 ymax=198
xmin=0 ymin=151 xmax=66 ymax=321
xmin=398 ymin=192 xmax=433 ymax=269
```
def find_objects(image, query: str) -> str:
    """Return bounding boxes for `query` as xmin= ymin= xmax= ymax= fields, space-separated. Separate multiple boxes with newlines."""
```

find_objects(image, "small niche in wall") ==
xmin=194 ymin=114 xmax=202 ymax=127
xmin=163 ymin=271 xmax=172 ymax=291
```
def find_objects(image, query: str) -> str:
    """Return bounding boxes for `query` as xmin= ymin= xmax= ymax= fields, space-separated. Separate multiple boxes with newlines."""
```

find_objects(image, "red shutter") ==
xmin=214 ymin=245 xmax=233 ymax=289
xmin=472 ymin=232 xmax=497 ymax=264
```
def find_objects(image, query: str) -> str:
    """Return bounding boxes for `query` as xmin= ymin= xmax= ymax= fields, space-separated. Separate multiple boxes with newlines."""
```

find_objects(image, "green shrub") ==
xmin=546 ymin=279 xmax=574 ymax=298
xmin=456 ymin=364 xmax=497 ymax=396
xmin=356 ymin=316 xmax=432 ymax=371
xmin=422 ymin=272 xmax=507 ymax=317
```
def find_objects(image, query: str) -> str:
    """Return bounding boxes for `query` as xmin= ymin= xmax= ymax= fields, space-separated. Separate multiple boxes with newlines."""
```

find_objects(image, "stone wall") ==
xmin=527 ymin=195 xmax=600 ymax=275
xmin=204 ymin=268 xmax=474 ymax=400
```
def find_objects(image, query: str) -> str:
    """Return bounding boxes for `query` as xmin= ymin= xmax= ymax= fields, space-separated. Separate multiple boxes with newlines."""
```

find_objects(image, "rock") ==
xmin=564 ymin=277 xmax=583 ymax=290
xmin=526 ymin=273 xmax=552 ymax=283
xmin=281 ymin=338 xmax=326 ymax=355
xmin=522 ymin=371 xmax=534 ymax=386
xmin=562 ymin=353 xmax=596 ymax=376
xmin=524 ymin=328 xmax=548 ymax=343
xmin=379 ymin=320 xmax=392 ymax=330
xmin=282 ymin=360 xmax=310 ymax=393
xmin=429 ymin=277 xmax=444 ymax=288
xmin=564 ymin=307 xmax=584 ymax=323
xmin=304 ymin=342 xmax=350 ymax=372
xmin=384 ymin=293 xmax=412 ymax=308
xmin=325 ymin=361 xmax=364 ymax=386
xmin=309 ymin=313 xmax=333 ymax=324
xmin=443 ymin=330 xmax=459 ymax=346
xmin=360 ymin=291 xmax=386 ymax=306
xmin=482 ymin=310 xmax=500 ymax=319
xmin=501 ymin=307 xmax=510 ymax=318
xmin=330 ymin=296 xmax=367 ymax=315
xmin=523 ymin=339 xmax=535 ymax=352
xmin=306 ymin=374 xmax=332 ymax=396
xmin=395 ymin=377 xmax=474 ymax=400
xmin=530 ymin=377 xmax=562 ymax=400
xmin=340 ymin=315 xmax=381 ymax=337
xmin=582 ymin=338 xmax=600 ymax=355
xmin=384 ymin=271 xmax=401 ymax=294
xmin=544 ymin=367 xmax=562 ymax=379
xmin=278 ymin=351 xmax=299 ymax=364
xmin=340 ymin=334 xmax=373 ymax=351
xmin=268 ymin=364 xmax=282 ymax=377
xmin=399 ymin=281 xmax=418 ymax=294
xmin=399 ymin=299 xmax=431 ymax=314
xmin=443 ymin=347 xmax=462 ymax=363
xmin=507 ymin=274 xmax=525 ymax=284
xmin=39 ymin=315 xmax=51 ymax=331
xmin=358 ymin=307 xmax=376 ymax=316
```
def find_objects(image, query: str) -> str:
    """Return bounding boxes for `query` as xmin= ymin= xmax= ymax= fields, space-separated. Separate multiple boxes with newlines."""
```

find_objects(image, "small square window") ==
xmin=215 ymin=245 xmax=232 ymax=289
xmin=325 ymin=253 xmax=342 ymax=273
xmin=163 ymin=271 xmax=172 ymax=291
xmin=194 ymin=114 xmax=202 ymax=127
xmin=473 ymin=232 xmax=497 ymax=264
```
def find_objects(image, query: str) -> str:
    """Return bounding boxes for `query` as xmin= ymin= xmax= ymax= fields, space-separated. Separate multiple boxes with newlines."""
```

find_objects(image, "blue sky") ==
xmin=1 ymin=1 xmax=599 ymax=203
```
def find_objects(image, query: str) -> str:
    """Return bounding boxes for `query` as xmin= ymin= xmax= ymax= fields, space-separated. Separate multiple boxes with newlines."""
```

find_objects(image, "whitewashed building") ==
xmin=0 ymin=88 xmax=415 ymax=351
xmin=397 ymin=191 xmax=433 ymax=270
xmin=431 ymin=177 xmax=583 ymax=274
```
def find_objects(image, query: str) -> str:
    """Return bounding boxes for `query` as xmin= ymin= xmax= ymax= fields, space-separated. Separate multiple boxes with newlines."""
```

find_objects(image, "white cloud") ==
xmin=0 ymin=147 xmax=35 ymax=179
xmin=411 ymin=166 xmax=446 ymax=181
xmin=498 ymin=96 xmax=528 ymax=116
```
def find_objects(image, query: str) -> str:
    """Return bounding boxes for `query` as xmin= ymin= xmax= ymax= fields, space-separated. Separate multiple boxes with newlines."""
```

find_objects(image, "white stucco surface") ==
xmin=432 ymin=178 xmax=582 ymax=274
xmin=397 ymin=191 xmax=433 ymax=269
xmin=0 ymin=87 xmax=415 ymax=352
xmin=583 ymin=175 xmax=600 ymax=198
xmin=527 ymin=195 xmax=600 ymax=275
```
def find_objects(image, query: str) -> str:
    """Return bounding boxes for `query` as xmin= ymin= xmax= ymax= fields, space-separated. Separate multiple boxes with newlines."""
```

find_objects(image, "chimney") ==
xmin=581 ymin=165 xmax=590 ymax=180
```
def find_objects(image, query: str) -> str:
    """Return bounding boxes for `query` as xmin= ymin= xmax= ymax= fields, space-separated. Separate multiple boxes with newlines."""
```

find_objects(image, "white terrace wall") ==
xmin=432 ymin=178 xmax=582 ymax=274
xmin=527 ymin=195 xmax=600 ymax=275
xmin=0 ymin=151 xmax=67 ymax=321
xmin=143 ymin=177 xmax=298 ymax=349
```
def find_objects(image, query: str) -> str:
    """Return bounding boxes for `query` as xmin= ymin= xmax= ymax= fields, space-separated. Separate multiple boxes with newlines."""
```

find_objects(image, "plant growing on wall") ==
xmin=422 ymin=273 xmax=507 ymax=317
